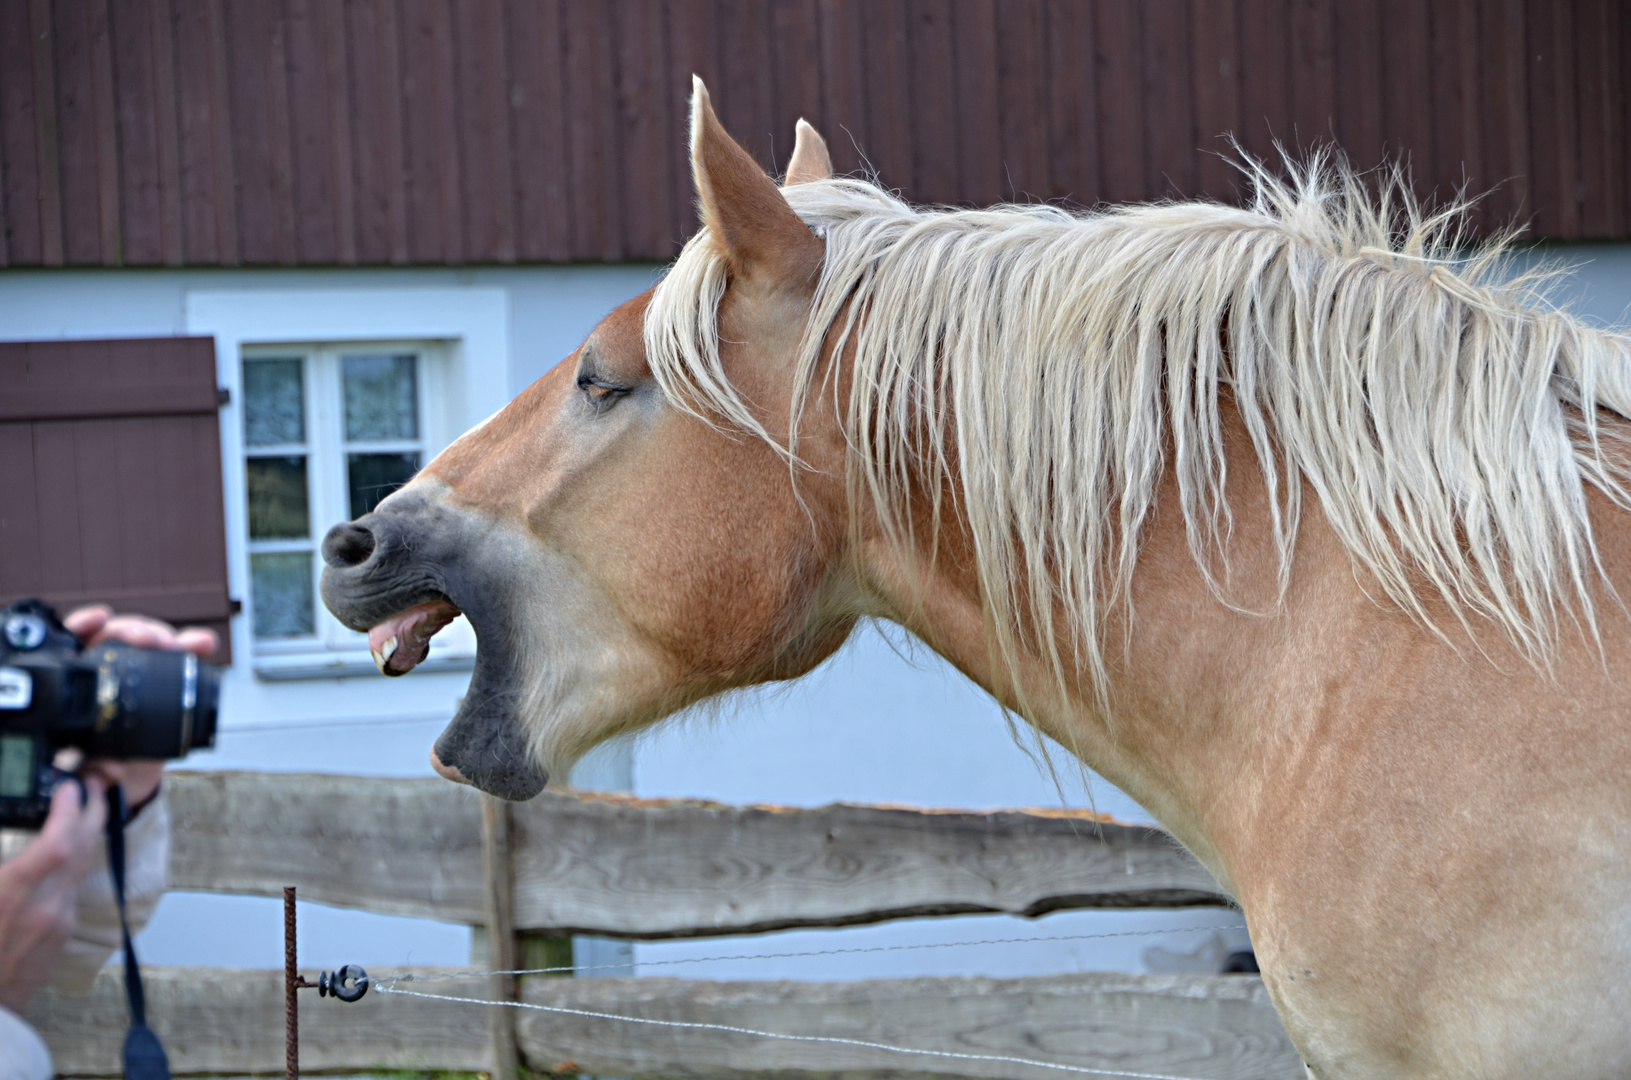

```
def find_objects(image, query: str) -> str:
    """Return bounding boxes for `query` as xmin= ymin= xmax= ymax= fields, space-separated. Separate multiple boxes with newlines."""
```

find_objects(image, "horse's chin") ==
xmin=429 ymin=624 xmax=550 ymax=801
xmin=362 ymin=595 xmax=549 ymax=802
xmin=429 ymin=594 xmax=549 ymax=800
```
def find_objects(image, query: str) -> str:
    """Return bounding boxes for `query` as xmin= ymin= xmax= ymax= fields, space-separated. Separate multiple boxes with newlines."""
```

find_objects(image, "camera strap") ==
xmin=106 ymin=785 xmax=171 ymax=1080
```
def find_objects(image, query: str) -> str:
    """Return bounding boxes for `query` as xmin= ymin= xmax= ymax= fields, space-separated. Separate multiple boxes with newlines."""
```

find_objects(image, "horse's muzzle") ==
xmin=318 ymin=493 xmax=549 ymax=802
xmin=321 ymin=515 xmax=437 ymax=625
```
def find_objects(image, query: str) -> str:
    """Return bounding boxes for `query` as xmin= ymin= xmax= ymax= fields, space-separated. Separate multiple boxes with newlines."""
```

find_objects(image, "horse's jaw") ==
xmin=428 ymin=548 xmax=663 ymax=801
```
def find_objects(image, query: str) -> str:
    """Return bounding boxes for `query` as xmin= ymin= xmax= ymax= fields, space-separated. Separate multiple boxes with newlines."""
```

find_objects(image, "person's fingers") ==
xmin=63 ymin=605 xmax=113 ymax=640
xmin=66 ymin=776 xmax=106 ymax=848
xmin=86 ymin=614 xmax=177 ymax=650
xmin=82 ymin=613 xmax=216 ymax=654
xmin=1 ymin=793 xmax=78 ymax=886
xmin=4 ymin=781 xmax=102 ymax=886
xmin=84 ymin=619 xmax=150 ymax=647
xmin=176 ymin=626 xmax=219 ymax=658
xmin=83 ymin=760 xmax=164 ymax=807
xmin=65 ymin=606 xmax=215 ymax=657
xmin=40 ymin=780 xmax=97 ymax=848
xmin=82 ymin=760 xmax=126 ymax=787
xmin=54 ymin=778 xmax=106 ymax=893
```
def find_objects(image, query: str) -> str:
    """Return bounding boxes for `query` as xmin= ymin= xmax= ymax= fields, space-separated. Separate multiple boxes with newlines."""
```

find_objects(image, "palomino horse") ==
xmin=322 ymin=80 xmax=1631 ymax=1077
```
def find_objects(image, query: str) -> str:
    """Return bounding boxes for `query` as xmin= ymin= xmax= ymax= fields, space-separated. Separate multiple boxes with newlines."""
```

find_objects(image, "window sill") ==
xmin=251 ymin=651 xmax=477 ymax=681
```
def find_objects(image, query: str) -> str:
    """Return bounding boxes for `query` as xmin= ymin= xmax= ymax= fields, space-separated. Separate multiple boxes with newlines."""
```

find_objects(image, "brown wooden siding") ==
xmin=0 ymin=337 xmax=233 ymax=662
xmin=0 ymin=0 xmax=1625 ymax=268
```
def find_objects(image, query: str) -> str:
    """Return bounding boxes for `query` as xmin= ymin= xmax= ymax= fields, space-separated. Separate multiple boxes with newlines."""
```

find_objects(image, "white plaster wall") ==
xmin=0 ymin=243 xmax=1625 ymax=981
xmin=1535 ymin=242 xmax=1631 ymax=328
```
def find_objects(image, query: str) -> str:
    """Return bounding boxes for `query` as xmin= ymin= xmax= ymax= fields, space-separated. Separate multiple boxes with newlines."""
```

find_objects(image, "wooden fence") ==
xmin=26 ymin=770 xmax=1303 ymax=1079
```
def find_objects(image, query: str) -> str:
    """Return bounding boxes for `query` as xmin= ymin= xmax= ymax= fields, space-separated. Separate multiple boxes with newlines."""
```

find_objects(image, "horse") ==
xmin=320 ymin=79 xmax=1631 ymax=1078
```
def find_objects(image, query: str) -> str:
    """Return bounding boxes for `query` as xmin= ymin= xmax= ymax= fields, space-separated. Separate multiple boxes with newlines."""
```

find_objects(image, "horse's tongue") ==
xmin=368 ymin=600 xmax=459 ymax=676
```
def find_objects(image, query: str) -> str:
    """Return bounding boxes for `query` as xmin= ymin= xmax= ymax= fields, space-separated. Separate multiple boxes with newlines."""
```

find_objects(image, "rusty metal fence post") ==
xmin=283 ymin=886 xmax=298 ymax=1080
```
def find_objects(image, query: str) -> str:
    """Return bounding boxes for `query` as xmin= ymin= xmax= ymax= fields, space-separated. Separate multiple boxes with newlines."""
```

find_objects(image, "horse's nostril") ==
xmin=322 ymin=521 xmax=377 ymax=569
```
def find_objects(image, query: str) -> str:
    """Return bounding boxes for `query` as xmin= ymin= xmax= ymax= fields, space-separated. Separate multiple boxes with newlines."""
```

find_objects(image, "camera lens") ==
xmin=80 ymin=644 xmax=219 ymax=759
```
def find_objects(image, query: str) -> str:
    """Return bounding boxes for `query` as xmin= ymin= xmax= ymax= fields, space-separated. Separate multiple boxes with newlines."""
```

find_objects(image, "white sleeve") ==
xmin=0 ymin=1004 xmax=53 ymax=1080
xmin=45 ymin=791 xmax=171 ymax=997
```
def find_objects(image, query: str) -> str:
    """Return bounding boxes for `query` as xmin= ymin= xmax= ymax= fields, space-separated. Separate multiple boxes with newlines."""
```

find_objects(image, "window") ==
xmin=188 ymin=285 xmax=509 ymax=680
xmin=240 ymin=343 xmax=474 ymax=675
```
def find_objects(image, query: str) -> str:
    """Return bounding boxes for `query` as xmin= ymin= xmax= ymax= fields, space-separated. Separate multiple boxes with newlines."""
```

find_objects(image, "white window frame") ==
xmin=187 ymin=288 xmax=510 ymax=680
xmin=243 ymin=342 xmax=444 ymax=662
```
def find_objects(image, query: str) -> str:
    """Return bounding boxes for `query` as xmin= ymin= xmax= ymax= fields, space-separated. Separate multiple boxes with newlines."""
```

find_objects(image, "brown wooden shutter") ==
xmin=0 ymin=338 xmax=234 ymax=662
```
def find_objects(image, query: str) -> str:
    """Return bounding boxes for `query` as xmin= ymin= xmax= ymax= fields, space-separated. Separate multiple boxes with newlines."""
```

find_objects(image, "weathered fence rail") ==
xmin=27 ymin=770 xmax=1301 ymax=1080
xmin=32 ymin=967 xmax=1301 ymax=1079
xmin=165 ymin=770 xmax=1231 ymax=935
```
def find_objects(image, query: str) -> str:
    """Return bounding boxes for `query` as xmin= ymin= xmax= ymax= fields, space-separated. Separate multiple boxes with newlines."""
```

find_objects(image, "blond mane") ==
xmin=646 ymin=154 xmax=1631 ymax=705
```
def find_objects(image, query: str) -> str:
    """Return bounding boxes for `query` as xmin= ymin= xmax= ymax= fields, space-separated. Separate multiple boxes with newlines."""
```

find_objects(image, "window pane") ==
xmin=348 ymin=452 xmax=420 ymax=518
xmin=251 ymin=552 xmax=315 ymax=638
xmin=246 ymin=455 xmax=310 ymax=539
xmin=244 ymin=358 xmax=305 ymax=445
xmin=343 ymin=354 xmax=418 ymax=441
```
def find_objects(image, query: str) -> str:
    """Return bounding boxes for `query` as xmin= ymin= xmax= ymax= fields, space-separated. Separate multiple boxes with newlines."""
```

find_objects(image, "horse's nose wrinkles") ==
xmin=322 ymin=521 xmax=377 ymax=569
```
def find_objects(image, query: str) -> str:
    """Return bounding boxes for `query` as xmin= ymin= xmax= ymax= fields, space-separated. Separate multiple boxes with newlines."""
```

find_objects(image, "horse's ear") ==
xmin=689 ymin=77 xmax=821 ymax=280
xmin=785 ymin=119 xmax=833 ymax=185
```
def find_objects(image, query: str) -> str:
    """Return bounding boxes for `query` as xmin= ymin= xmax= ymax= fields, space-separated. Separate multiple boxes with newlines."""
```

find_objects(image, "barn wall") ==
xmin=0 ymin=0 xmax=1625 ymax=271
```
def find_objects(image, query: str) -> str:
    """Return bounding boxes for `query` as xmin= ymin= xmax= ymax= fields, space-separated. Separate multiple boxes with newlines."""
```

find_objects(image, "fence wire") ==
xmin=371 ymin=981 xmax=1237 ymax=1080
xmin=357 ymin=922 xmax=1257 ymax=1080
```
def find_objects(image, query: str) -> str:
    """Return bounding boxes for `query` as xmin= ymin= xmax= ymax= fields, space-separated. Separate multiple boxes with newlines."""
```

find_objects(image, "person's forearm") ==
xmin=47 ymin=790 xmax=170 ymax=996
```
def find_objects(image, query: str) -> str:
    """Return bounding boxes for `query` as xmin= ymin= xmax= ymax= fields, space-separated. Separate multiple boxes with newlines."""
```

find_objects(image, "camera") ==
xmin=0 ymin=599 xmax=219 ymax=829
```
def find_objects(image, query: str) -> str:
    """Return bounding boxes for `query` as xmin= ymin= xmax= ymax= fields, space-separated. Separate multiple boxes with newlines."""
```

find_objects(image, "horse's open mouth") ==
xmin=367 ymin=598 xmax=462 ymax=676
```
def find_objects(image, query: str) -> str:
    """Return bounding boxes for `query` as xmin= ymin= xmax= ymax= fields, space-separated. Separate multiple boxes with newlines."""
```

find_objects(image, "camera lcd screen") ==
xmin=0 ymin=733 xmax=35 ymax=798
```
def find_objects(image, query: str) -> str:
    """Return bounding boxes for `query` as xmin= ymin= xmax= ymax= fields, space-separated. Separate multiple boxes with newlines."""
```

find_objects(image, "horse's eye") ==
xmin=576 ymin=372 xmax=629 ymax=412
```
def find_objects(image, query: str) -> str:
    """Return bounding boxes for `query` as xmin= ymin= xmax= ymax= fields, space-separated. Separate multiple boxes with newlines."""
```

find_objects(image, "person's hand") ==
xmin=63 ymin=607 xmax=218 ymax=808
xmin=0 ymin=777 xmax=107 ymax=1013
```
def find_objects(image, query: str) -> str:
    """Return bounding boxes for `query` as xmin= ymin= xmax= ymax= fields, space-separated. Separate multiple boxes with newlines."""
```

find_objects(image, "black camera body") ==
xmin=0 ymin=599 xmax=219 ymax=829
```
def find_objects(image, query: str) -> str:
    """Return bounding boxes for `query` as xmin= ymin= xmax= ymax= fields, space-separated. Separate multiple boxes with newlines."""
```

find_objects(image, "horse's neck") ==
xmin=858 ymin=408 xmax=1380 ymax=894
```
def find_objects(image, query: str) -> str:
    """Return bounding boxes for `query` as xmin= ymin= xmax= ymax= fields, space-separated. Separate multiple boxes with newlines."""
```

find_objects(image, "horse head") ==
xmin=320 ymin=81 xmax=856 ymax=799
